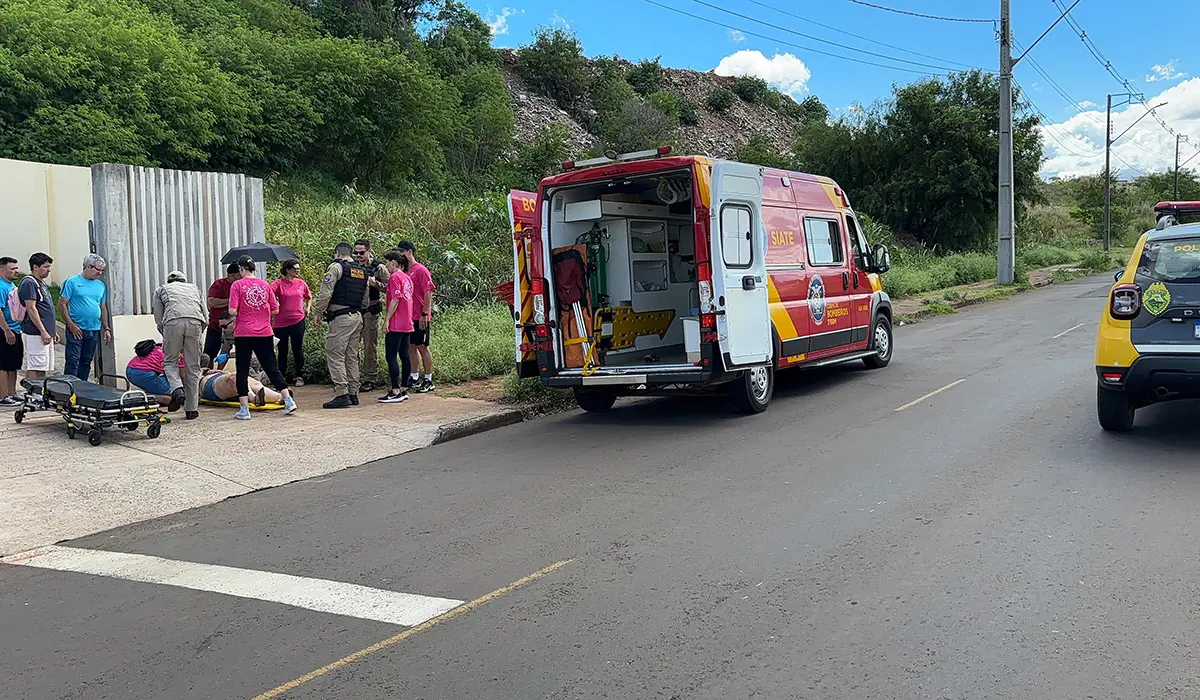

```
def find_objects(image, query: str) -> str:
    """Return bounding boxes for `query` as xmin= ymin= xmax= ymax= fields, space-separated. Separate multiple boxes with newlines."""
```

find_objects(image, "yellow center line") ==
xmin=1051 ymin=322 xmax=1086 ymax=339
xmin=894 ymin=378 xmax=968 ymax=412
xmin=249 ymin=559 xmax=574 ymax=700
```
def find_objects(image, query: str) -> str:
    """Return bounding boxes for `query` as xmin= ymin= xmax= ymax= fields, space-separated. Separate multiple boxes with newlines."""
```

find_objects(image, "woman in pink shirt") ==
xmin=270 ymin=260 xmax=312 ymax=387
xmin=379 ymin=251 xmax=413 ymax=404
xmin=227 ymin=256 xmax=296 ymax=419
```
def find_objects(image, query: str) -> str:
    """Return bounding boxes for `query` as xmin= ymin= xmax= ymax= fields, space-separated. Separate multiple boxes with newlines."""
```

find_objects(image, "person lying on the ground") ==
xmin=125 ymin=339 xmax=184 ymax=410
xmin=199 ymin=365 xmax=285 ymax=406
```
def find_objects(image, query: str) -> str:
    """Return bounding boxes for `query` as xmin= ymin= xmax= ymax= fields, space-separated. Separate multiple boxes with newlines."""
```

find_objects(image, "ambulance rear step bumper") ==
xmin=544 ymin=363 xmax=718 ymax=388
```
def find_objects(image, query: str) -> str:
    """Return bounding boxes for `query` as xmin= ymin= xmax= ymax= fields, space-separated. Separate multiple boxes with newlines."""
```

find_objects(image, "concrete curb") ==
xmin=432 ymin=409 xmax=524 ymax=445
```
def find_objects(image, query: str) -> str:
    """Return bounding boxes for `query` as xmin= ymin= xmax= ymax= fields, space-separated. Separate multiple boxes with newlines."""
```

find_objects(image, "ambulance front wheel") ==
xmin=863 ymin=314 xmax=893 ymax=369
xmin=731 ymin=365 xmax=773 ymax=414
xmin=574 ymin=388 xmax=617 ymax=413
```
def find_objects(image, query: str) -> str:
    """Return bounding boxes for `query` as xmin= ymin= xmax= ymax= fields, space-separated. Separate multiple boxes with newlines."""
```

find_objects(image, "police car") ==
xmin=1095 ymin=202 xmax=1200 ymax=431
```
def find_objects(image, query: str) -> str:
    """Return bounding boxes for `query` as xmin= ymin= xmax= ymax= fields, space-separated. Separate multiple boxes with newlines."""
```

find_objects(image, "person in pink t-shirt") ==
xmin=227 ymin=256 xmax=296 ymax=419
xmin=396 ymin=241 xmax=436 ymax=393
xmin=270 ymin=260 xmax=312 ymax=386
xmin=379 ymin=251 xmax=414 ymax=404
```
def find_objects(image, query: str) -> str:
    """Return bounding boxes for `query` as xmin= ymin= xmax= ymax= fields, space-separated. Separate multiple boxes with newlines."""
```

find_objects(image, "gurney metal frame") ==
xmin=14 ymin=374 xmax=166 ymax=446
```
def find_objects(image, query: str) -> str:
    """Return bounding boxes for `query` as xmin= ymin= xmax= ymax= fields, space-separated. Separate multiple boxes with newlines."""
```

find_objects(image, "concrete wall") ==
xmin=0 ymin=158 xmax=93 ymax=282
xmin=92 ymin=163 xmax=265 ymax=381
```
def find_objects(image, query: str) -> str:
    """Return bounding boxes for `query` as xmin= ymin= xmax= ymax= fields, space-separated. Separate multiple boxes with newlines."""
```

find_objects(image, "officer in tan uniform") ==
xmin=314 ymin=242 xmax=369 ymax=409
xmin=353 ymin=239 xmax=390 ymax=392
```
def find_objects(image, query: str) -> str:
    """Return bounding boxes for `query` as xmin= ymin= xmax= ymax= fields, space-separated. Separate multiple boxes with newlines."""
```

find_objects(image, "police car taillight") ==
xmin=1110 ymin=283 xmax=1141 ymax=319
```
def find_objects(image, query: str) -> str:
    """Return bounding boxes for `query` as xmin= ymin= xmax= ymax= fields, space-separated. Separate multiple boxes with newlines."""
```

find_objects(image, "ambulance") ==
xmin=503 ymin=147 xmax=894 ymax=414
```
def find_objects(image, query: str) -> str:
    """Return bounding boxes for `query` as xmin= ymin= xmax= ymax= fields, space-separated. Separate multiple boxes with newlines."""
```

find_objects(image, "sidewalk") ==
xmin=0 ymin=385 xmax=521 ymax=556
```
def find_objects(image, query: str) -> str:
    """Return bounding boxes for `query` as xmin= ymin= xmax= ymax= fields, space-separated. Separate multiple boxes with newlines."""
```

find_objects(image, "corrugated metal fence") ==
xmin=92 ymin=163 xmax=265 ymax=316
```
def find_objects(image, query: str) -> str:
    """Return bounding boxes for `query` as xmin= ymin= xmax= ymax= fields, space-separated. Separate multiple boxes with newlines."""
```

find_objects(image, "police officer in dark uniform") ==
xmin=353 ymin=239 xmax=389 ymax=392
xmin=314 ymin=242 xmax=369 ymax=408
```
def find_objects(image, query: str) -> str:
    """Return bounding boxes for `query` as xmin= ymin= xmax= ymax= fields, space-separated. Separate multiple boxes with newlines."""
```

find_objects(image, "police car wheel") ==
xmin=1097 ymin=385 xmax=1135 ymax=432
xmin=574 ymin=388 xmax=617 ymax=413
xmin=731 ymin=365 xmax=773 ymax=414
xmin=863 ymin=314 xmax=893 ymax=369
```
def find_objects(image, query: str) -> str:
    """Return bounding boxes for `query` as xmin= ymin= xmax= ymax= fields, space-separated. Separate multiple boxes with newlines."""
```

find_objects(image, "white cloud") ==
xmin=1076 ymin=99 xmax=1097 ymax=109
xmin=551 ymin=11 xmax=572 ymax=29
xmin=729 ymin=29 xmax=746 ymax=43
xmin=485 ymin=7 xmax=521 ymax=37
xmin=1039 ymin=77 xmax=1200 ymax=180
xmin=1147 ymin=60 xmax=1187 ymax=83
xmin=714 ymin=50 xmax=811 ymax=97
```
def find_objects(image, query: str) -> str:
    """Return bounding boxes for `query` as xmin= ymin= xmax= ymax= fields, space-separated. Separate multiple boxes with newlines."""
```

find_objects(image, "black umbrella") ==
xmin=220 ymin=242 xmax=300 ymax=265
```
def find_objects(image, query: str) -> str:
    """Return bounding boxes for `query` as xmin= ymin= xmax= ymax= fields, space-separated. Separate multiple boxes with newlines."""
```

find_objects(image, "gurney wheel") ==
xmin=13 ymin=410 xmax=23 ymax=424
xmin=147 ymin=422 xmax=162 ymax=440
xmin=87 ymin=430 xmax=102 ymax=447
xmin=66 ymin=425 xmax=76 ymax=440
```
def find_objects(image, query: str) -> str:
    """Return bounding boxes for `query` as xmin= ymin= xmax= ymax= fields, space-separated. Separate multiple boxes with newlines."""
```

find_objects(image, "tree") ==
xmin=732 ymin=134 xmax=794 ymax=170
xmin=627 ymin=57 xmax=664 ymax=97
xmin=516 ymin=27 xmax=589 ymax=109
xmin=795 ymin=70 xmax=1044 ymax=251
xmin=601 ymin=99 xmax=675 ymax=153
xmin=707 ymin=88 xmax=735 ymax=113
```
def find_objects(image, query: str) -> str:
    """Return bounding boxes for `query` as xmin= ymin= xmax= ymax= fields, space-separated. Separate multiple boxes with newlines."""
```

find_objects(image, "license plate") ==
xmin=1195 ymin=321 xmax=1200 ymax=340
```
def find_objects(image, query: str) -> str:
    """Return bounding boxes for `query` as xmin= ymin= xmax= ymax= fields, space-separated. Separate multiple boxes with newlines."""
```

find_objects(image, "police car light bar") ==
xmin=561 ymin=146 xmax=673 ymax=171
xmin=1155 ymin=201 xmax=1200 ymax=217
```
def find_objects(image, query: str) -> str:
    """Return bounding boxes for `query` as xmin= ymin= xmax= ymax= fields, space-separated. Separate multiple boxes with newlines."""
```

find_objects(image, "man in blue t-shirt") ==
xmin=58 ymin=253 xmax=111 ymax=382
xmin=0 ymin=256 xmax=22 ymax=405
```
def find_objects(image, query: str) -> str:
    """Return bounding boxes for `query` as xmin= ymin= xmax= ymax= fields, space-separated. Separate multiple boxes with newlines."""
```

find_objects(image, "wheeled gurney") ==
xmin=14 ymin=375 xmax=166 ymax=446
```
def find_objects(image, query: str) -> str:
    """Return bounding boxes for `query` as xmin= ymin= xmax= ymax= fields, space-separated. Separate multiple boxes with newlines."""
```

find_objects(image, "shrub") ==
xmin=515 ymin=124 xmax=571 ymax=190
xmin=678 ymin=96 xmax=700 ymax=126
xmin=731 ymin=134 xmax=793 ymax=169
xmin=732 ymin=76 xmax=771 ymax=104
xmin=515 ymin=26 xmax=589 ymax=108
xmin=707 ymin=87 xmax=735 ymax=113
xmin=626 ymin=57 xmax=664 ymax=96
xmin=501 ymin=370 xmax=576 ymax=415
xmin=648 ymin=90 xmax=682 ymax=126
xmin=601 ymin=98 xmax=676 ymax=153
xmin=1017 ymin=245 xmax=1075 ymax=270
xmin=1079 ymin=249 xmax=1118 ymax=272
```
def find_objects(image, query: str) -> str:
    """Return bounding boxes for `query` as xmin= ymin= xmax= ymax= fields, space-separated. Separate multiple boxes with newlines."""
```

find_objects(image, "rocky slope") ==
xmin=499 ymin=50 xmax=803 ymax=160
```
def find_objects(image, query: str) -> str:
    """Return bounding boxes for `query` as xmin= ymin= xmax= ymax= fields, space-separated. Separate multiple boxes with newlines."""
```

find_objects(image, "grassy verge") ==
xmin=883 ymin=244 xmax=1121 ymax=299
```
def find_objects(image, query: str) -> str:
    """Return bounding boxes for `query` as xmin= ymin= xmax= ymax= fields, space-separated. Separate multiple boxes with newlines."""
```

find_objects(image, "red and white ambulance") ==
xmin=504 ymin=148 xmax=894 ymax=413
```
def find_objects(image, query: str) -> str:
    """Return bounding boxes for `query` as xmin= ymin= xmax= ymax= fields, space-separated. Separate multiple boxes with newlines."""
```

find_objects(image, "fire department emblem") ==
xmin=808 ymin=275 xmax=826 ymax=325
xmin=1143 ymin=282 xmax=1171 ymax=316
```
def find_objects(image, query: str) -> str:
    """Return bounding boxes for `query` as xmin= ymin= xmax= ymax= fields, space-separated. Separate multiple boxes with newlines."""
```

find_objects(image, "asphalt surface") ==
xmin=5 ymin=274 xmax=1200 ymax=700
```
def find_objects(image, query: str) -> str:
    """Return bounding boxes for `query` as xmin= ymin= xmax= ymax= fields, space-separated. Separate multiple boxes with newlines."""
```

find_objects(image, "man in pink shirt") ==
xmin=397 ymin=241 xmax=436 ymax=393
xmin=227 ymin=256 xmax=297 ymax=420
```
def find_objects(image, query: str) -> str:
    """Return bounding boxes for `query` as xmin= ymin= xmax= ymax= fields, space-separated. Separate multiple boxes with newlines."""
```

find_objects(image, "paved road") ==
xmin=5 ymin=275 xmax=1200 ymax=700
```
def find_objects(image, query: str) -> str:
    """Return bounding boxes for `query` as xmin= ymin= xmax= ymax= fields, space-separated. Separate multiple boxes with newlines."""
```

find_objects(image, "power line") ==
xmin=745 ymin=0 xmax=983 ymax=70
xmin=683 ymin=0 xmax=972 ymax=72
xmin=841 ymin=0 xmax=996 ymax=23
xmin=638 ymin=0 xmax=939 ymax=75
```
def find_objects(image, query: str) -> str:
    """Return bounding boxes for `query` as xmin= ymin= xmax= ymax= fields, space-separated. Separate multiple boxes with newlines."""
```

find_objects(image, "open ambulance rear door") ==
xmin=708 ymin=161 xmax=772 ymax=368
xmin=508 ymin=189 xmax=542 ymax=378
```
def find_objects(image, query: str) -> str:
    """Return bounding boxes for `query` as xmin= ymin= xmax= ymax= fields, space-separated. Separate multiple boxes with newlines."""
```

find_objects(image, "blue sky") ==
xmin=470 ymin=0 xmax=1200 ymax=179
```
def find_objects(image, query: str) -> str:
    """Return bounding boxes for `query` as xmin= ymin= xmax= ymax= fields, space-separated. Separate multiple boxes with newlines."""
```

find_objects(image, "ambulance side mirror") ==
xmin=871 ymin=244 xmax=891 ymax=274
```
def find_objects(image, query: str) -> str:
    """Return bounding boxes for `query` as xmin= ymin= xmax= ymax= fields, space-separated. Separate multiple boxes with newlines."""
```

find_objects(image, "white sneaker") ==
xmin=234 ymin=406 xmax=251 ymax=420
xmin=284 ymin=396 xmax=298 ymax=414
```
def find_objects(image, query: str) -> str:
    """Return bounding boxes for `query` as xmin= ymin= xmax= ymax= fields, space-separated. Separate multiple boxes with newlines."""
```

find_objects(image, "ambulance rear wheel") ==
xmin=574 ymin=388 xmax=617 ymax=413
xmin=731 ymin=365 xmax=773 ymax=414
xmin=863 ymin=314 xmax=893 ymax=369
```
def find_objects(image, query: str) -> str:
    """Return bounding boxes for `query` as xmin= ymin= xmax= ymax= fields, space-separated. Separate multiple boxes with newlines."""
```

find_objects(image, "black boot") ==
xmin=185 ymin=411 xmax=199 ymax=420
xmin=168 ymin=388 xmax=185 ymax=412
xmin=323 ymin=394 xmax=353 ymax=409
xmin=349 ymin=393 xmax=360 ymax=406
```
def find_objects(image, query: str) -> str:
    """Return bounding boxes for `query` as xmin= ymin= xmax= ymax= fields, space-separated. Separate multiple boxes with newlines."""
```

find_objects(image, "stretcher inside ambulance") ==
xmin=506 ymin=148 xmax=894 ymax=414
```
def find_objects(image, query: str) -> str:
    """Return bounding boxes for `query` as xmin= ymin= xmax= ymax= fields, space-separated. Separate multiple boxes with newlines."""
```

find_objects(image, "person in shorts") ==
xmin=19 ymin=252 xmax=59 ymax=379
xmin=396 ymin=241 xmax=436 ymax=392
xmin=0 ymin=256 xmax=22 ymax=405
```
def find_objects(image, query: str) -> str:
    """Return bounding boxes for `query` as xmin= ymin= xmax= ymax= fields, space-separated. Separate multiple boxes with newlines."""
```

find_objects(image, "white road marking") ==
xmin=2 ymin=546 xmax=463 ymax=627
xmin=894 ymin=378 xmax=968 ymax=412
xmin=1052 ymin=322 xmax=1086 ymax=339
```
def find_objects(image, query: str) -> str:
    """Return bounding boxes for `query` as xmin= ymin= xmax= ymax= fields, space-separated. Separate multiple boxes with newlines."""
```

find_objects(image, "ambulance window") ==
xmin=804 ymin=218 xmax=843 ymax=266
xmin=721 ymin=205 xmax=753 ymax=268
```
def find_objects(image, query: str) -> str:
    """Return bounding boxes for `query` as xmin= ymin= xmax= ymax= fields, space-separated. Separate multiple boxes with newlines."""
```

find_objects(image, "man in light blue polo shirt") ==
xmin=0 ymin=256 xmax=21 ymax=405
xmin=58 ymin=253 xmax=111 ymax=381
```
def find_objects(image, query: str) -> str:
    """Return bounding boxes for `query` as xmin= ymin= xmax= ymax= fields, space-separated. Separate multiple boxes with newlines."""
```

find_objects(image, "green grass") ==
xmin=500 ymin=371 xmax=576 ymax=415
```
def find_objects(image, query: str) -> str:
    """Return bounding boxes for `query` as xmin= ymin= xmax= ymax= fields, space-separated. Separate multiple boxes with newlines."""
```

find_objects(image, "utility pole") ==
xmin=1176 ymin=134 xmax=1184 ymax=199
xmin=1104 ymin=94 xmax=1158 ymax=249
xmin=997 ymin=0 xmax=1014 ymax=284
xmin=1104 ymin=94 xmax=1112 ymax=251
